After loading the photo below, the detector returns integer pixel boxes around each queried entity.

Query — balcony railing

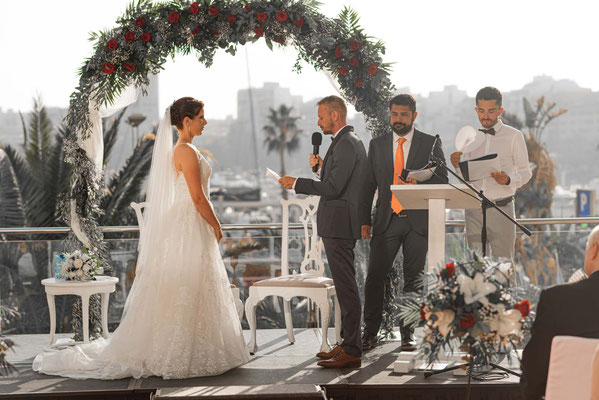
[0,217,597,335]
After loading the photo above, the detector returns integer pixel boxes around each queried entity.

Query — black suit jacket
[295,126,368,240]
[360,129,448,236]
[521,271,599,400]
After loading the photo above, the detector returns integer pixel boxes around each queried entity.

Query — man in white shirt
[450,86,532,259]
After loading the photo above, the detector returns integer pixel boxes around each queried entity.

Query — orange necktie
[391,137,406,214]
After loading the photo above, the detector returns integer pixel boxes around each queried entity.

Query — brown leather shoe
[317,349,361,368]
[316,344,343,360]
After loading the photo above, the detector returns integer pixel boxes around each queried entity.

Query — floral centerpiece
[401,255,534,368]
[57,249,104,281]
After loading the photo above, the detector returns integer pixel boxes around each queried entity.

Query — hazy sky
[1,0,598,119]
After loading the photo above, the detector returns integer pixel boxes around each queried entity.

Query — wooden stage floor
[1,329,524,399]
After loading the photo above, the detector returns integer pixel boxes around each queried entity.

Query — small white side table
[41,276,119,348]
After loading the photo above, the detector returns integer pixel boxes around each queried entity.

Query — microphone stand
[422,153,530,379]
[430,153,532,257]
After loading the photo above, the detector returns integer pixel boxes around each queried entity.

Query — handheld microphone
[311,132,322,173]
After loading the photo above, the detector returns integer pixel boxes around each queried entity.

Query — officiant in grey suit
[360,94,448,351]
[279,95,368,368]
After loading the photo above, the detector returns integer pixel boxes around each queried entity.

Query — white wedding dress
[33,148,250,379]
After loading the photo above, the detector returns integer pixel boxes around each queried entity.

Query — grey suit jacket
[360,129,448,236]
[294,126,368,239]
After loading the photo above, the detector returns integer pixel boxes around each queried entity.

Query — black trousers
[322,237,362,357]
[363,214,427,337]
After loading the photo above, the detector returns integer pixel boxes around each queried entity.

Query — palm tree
[263,105,302,199]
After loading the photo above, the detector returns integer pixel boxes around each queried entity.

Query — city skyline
[1,0,598,119]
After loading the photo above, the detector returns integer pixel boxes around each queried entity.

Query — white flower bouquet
[57,249,103,281]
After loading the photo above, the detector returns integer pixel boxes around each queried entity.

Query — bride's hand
[213,225,223,243]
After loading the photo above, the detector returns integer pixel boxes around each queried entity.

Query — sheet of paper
[459,153,501,181]
[406,167,435,182]
[265,167,281,181]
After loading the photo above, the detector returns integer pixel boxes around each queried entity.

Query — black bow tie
[479,128,495,135]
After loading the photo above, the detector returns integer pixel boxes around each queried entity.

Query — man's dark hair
[476,86,502,107]
[389,94,416,113]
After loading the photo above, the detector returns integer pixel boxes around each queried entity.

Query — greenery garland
[63,0,400,338]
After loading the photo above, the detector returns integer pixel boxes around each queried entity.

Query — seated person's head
[584,226,599,277]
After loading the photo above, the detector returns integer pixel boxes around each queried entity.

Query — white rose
[75,259,83,269]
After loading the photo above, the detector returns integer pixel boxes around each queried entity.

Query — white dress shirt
[458,119,532,200]
[393,127,414,170]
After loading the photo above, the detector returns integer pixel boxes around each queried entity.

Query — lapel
[321,125,352,177]
[405,129,423,170]
[380,133,394,184]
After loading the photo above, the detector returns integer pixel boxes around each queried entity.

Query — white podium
[390,184,479,373]
[391,184,479,273]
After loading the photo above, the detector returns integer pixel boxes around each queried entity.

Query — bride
[33,97,250,379]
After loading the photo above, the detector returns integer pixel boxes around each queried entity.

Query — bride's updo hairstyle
[170,97,204,130]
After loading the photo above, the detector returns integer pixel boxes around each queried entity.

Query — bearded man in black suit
[360,94,448,351]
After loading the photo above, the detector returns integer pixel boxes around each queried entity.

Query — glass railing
[0,218,597,334]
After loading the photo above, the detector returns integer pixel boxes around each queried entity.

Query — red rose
[124,31,136,43]
[293,17,304,27]
[256,12,268,22]
[350,40,360,51]
[211,30,219,36]
[459,314,475,329]
[227,14,237,24]
[208,5,219,16]
[514,300,531,318]
[190,2,200,14]
[334,47,343,58]
[244,4,251,12]
[349,56,359,67]
[446,262,455,277]
[368,63,378,75]
[102,63,115,74]
[134,17,146,27]
[123,62,135,73]
[278,36,285,44]
[338,66,348,76]
[141,32,151,42]
[191,25,200,35]
[276,10,288,22]
[253,26,264,37]
[355,79,363,88]
[107,39,118,50]
[168,11,180,23]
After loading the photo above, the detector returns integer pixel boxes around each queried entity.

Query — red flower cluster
[278,36,285,44]
[293,17,304,28]
[168,11,180,24]
[446,262,455,277]
[211,30,219,36]
[125,31,135,43]
[256,12,268,22]
[368,63,378,75]
[141,32,151,42]
[459,314,475,329]
[123,62,135,73]
[334,47,343,58]
[338,66,348,76]
[134,17,146,27]
[354,79,363,88]
[191,25,200,35]
[244,4,251,12]
[514,300,530,317]
[227,14,237,24]
[420,303,426,320]
[349,56,359,67]
[350,40,360,51]
[276,10,288,22]
[208,5,219,17]
[190,2,200,14]
[107,40,118,50]
[253,26,264,37]
[102,63,114,74]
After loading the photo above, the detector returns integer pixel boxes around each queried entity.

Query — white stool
[41,276,119,348]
